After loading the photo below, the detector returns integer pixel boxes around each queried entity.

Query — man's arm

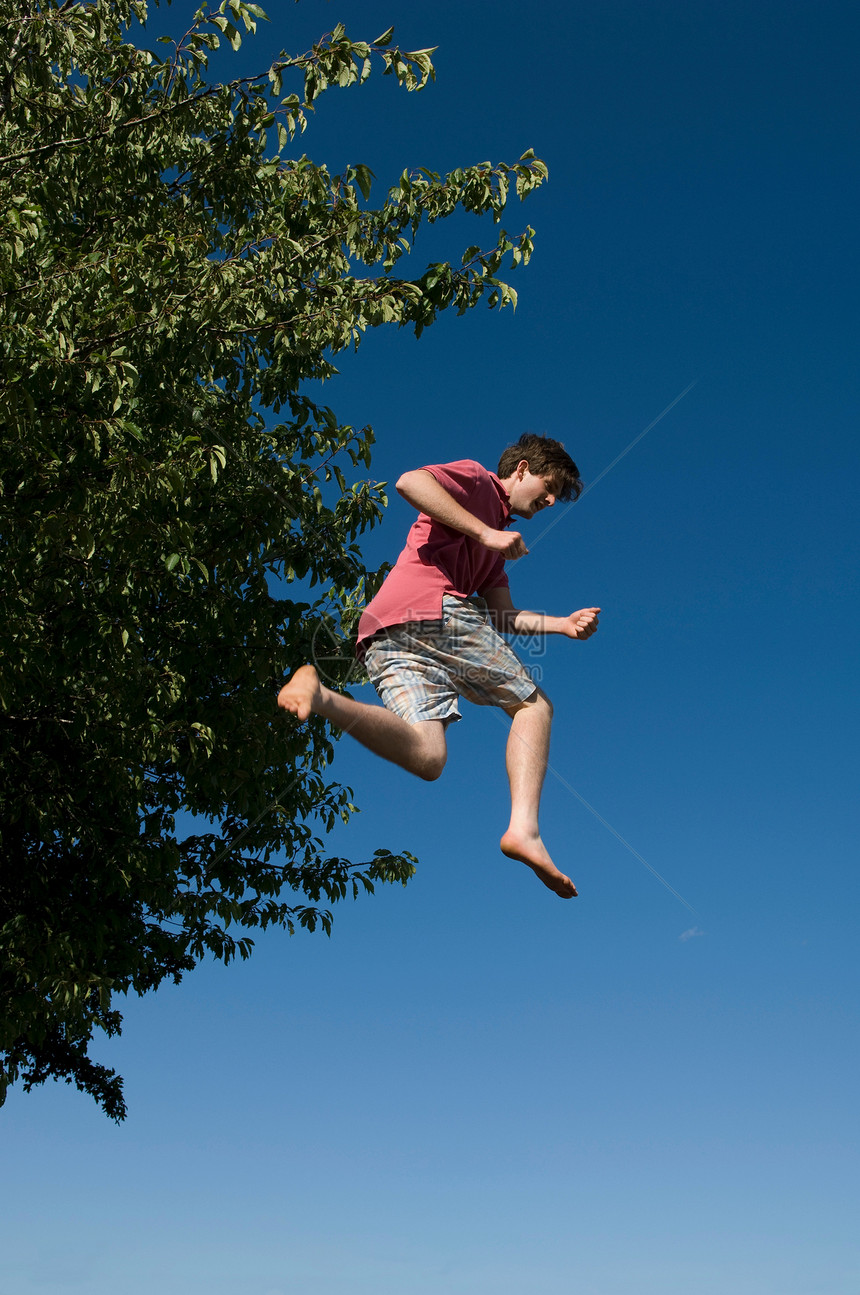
[396,469,528,561]
[483,586,601,639]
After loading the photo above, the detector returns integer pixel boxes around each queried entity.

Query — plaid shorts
[363,595,538,725]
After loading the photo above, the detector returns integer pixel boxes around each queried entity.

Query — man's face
[508,465,560,519]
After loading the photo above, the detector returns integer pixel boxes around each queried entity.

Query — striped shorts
[363,595,538,725]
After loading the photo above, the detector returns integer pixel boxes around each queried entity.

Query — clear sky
[4,2,858,1293]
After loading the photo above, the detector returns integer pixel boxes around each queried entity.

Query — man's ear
[516,458,530,479]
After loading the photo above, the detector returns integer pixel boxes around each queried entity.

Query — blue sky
[3,2,858,1292]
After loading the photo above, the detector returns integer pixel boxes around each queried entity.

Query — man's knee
[409,720,447,781]
[509,688,553,720]
[417,746,447,781]
[537,689,554,720]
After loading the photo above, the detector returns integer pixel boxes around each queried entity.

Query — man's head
[497,434,583,519]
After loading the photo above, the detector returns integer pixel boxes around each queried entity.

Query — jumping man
[277,434,600,898]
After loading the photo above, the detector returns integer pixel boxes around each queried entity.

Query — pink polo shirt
[356,459,512,653]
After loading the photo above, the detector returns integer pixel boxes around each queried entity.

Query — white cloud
[679,925,704,942]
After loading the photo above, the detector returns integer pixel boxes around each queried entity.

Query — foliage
[0,0,547,1118]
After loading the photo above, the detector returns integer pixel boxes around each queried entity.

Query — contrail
[500,708,698,913]
[528,379,699,550]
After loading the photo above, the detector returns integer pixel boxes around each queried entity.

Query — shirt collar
[488,470,513,524]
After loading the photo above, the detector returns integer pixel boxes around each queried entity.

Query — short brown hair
[497,434,583,502]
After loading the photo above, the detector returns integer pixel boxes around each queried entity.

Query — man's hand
[397,470,529,558]
[480,527,529,560]
[563,607,601,639]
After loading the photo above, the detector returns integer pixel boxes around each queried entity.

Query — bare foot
[277,664,322,722]
[500,828,578,899]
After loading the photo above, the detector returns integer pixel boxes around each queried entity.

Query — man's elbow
[489,608,518,633]
[396,469,430,502]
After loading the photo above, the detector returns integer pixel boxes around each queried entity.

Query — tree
[0,0,547,1119]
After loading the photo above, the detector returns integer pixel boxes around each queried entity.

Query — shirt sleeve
[420,459,486,507]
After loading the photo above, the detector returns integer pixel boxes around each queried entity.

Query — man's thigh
[439,597,538,711]
[364,630,462,725]
[363,597,538,722]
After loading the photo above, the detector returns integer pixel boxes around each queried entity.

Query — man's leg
[278,665,447,781]
[499,691,577,898]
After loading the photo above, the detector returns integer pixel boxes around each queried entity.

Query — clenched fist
[480,528,529,560]
[564,607,601,639]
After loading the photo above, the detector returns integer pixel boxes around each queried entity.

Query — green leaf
[354,163,374,201]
